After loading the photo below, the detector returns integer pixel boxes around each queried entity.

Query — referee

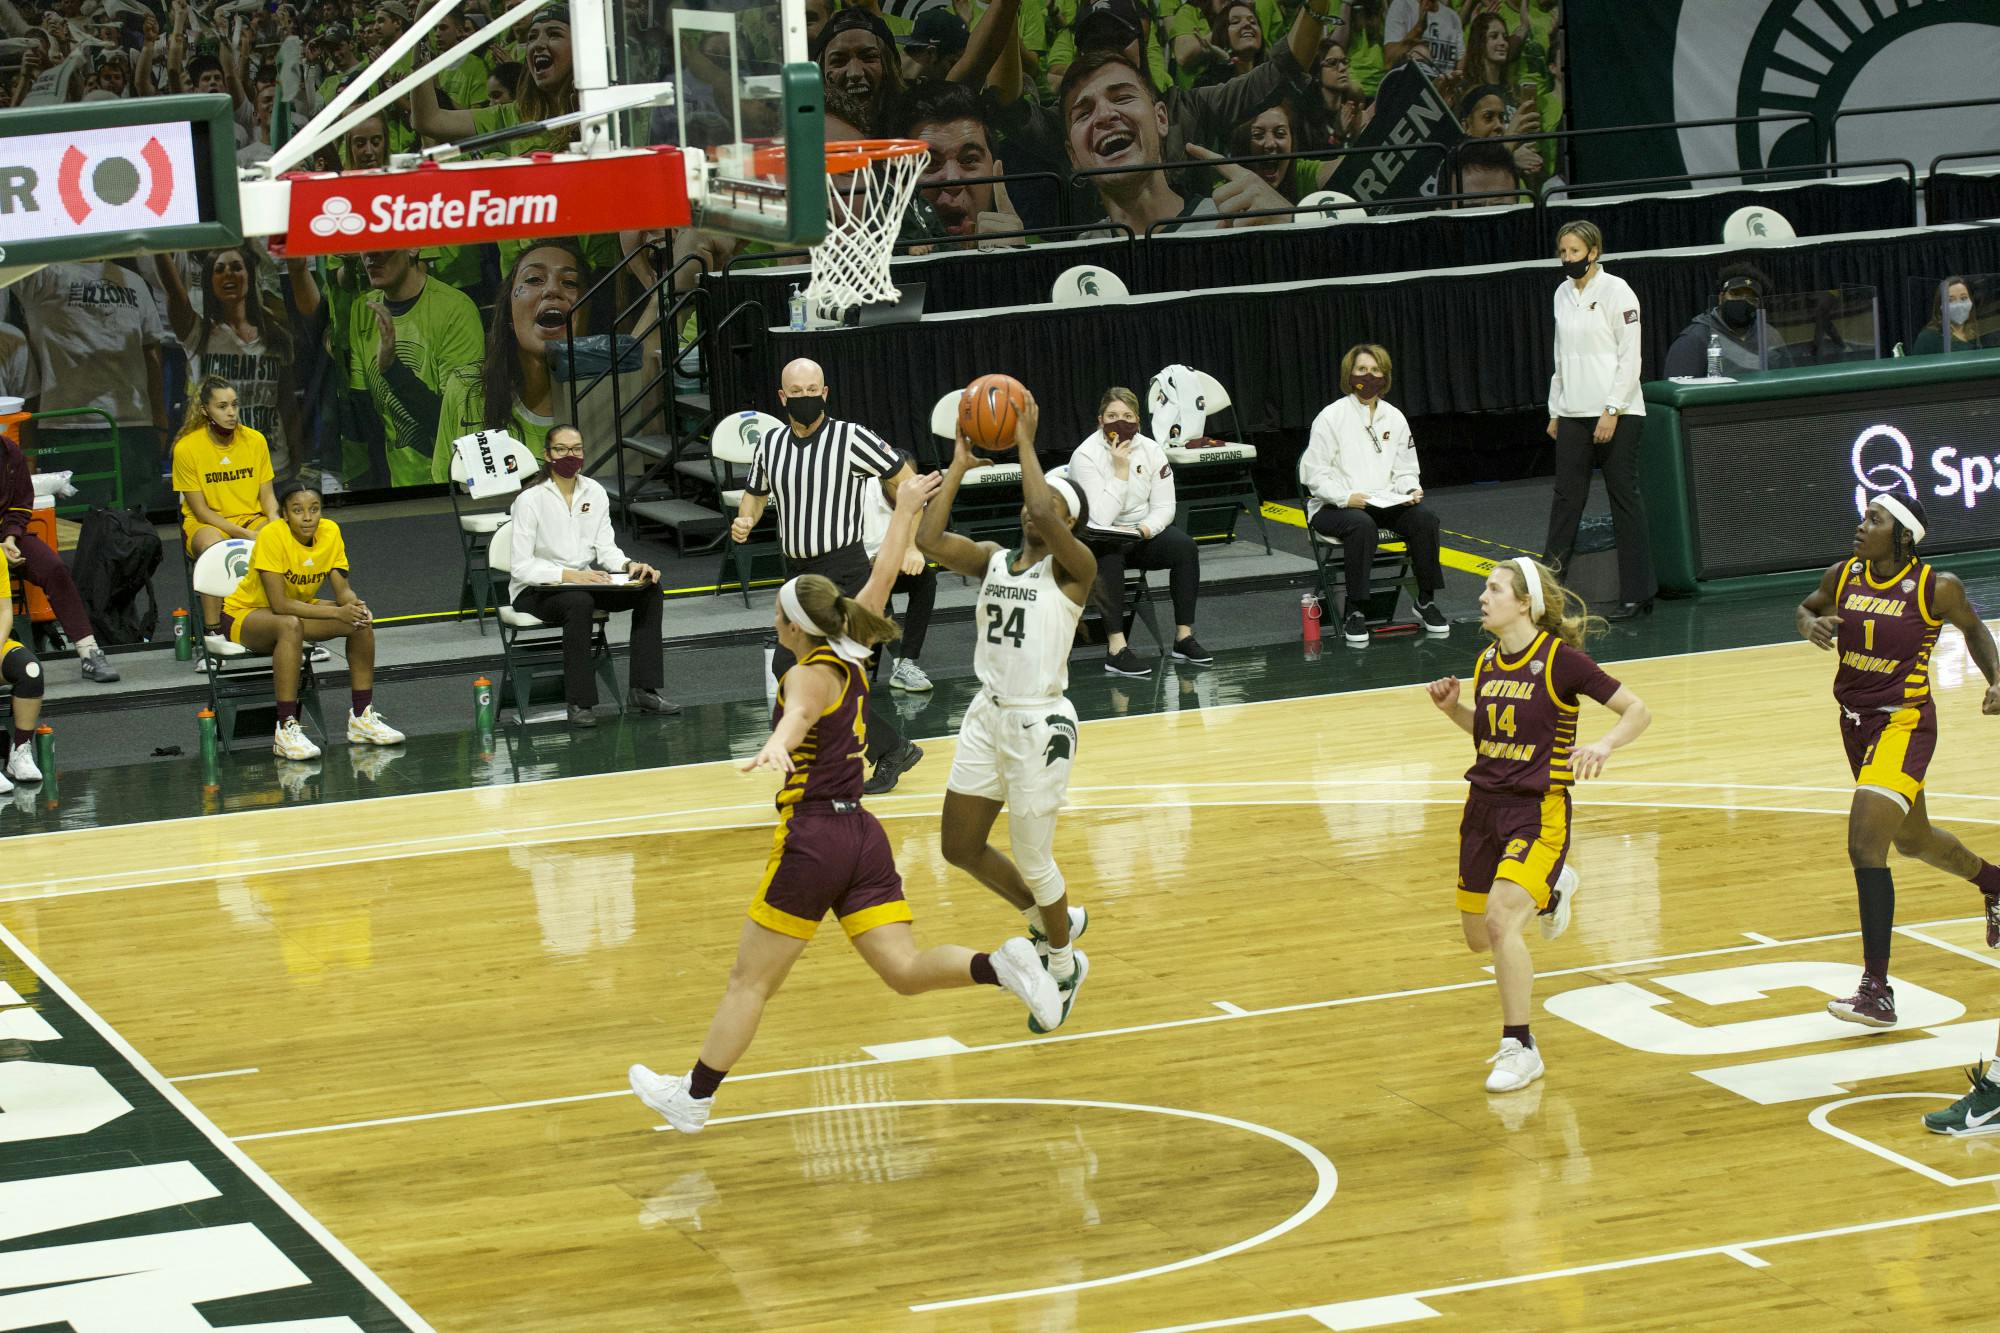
[733,358,924,794]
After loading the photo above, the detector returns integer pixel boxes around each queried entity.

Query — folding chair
[191,539,326,749]
[449,433,541,635]
[1147,365,1271,553]
[710,410,785,608]
[488,518,621,721]
[1298,484,1416,627]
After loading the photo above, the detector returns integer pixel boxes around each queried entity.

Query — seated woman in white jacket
[507,425,678,725]
[1300,345,1450,645]
[1069,388,1211,676]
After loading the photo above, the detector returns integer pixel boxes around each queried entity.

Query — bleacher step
[628,498,724,530]
[623,433,675,461]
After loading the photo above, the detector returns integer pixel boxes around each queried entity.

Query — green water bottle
[473,675,496,732]
[172,607,192,661]
[34,724,56,804]
[198,707,219,775]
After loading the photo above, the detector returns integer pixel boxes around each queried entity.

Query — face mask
[1351,372,1385,400]
[784,394,826,424]
[1719,298,1756,329]
[1948,298,1974,326]
[1562,257,1592,281]
[549,455,585,478]
[1103,418,1138,443]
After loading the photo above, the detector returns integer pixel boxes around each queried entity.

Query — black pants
[890,564,936,661]
[1308,502,1443,615]
[511,583,663,709]
[1086,525,1200,631]
[1543,415,1655,604]
[773,544,904,763]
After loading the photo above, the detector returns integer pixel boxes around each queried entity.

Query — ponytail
[833,592,901,648]
[1502,558,1605,649]
[179,374,233,440]
[790,574,902,649]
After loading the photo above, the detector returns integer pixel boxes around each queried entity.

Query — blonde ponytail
[834,592,901,648]
[1502,558,1605,648]
[790,575,902,649]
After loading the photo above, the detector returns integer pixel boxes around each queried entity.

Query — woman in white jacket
[507,425,677,725]
[1300,344,1449,645]
[1069,388,1211,677]
[1544,220,1655,618]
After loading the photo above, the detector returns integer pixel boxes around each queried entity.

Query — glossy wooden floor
[9,628,2000,1331]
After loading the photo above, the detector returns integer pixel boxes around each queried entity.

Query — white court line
[1213,1001,1249,1016]
[671,1097,1336,1313]
[1743,931,1780,945]
[168,1066,260,1083]
[1805,1092,2000,1188]
[1134,1198,2000,1333]
[1722,1247,1770,1269]
[229,918,1980,1144]
[1897,926,2000,973]
[0,923,432,1330]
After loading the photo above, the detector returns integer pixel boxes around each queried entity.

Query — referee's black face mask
[783,393,826,425]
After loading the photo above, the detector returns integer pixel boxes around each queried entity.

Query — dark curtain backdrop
[1927,171,2000,226]
[704,177,1912,324]
[713,226,2000,475]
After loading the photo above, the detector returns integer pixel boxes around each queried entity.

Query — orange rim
[757,138,930,176]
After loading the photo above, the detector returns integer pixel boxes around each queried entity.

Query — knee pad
[3,650,43,699]
[1017,850,1065,908]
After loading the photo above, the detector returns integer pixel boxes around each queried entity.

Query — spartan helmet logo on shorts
[1042,715,1078,767]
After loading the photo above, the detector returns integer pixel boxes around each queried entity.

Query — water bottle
[1301,591,1322,644]
[788,284,807,332]
[173,606,191,660]
[473,674,496,733]
[33,724,53,776]
[1706,334,1722,378]
[198,707,219,776]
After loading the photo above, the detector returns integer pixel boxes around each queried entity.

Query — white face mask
[1947,298,1974,326]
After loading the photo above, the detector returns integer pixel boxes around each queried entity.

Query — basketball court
[8,613,2000,1329]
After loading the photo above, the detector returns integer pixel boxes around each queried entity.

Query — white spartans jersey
[975,547,1085,703]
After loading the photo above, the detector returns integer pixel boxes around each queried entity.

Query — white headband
[1871,494,1927,546]
[777,577,872,664]
[1045,475,1083,526]
[1512,556,1545,618]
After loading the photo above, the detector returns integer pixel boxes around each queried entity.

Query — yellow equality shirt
[1,560,20,655]
[172,426,272,539]
[221,518,350,637]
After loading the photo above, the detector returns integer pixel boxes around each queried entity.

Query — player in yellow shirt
[0,560,47,794]
[173,375,279,643]
[222,479,407,761]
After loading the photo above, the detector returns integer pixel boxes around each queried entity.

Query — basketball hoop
[771,139,929,323]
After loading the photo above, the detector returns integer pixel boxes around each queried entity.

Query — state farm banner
[281,146,690,256]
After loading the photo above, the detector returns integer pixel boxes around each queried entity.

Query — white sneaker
[306,644,333,665]
[990,937,1062,1032]
[0,766,12,796]
[629,1064,712,1134]
[1484,1037,1545,1093]
[1030,905,1089,965]
[347,706,406,746]
[889,658,933,692]
[5,745,40,784]
[273,718,322,761]
[1540,865,1580,941]
[1029,949,1089,1034]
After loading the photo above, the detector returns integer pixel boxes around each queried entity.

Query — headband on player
[1872,494,1927,546]
[778,577,872,663]
[1045,475,1083,525]
[1512,556,1545,619]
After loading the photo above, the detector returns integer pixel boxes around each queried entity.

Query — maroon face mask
[1352,372,1386,401]
[550,456,585,478]
[1103,418,1139,443]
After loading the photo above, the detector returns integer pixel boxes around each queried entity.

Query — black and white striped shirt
[746,417,902,558]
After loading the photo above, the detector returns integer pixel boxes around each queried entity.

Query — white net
[803,142,930,323]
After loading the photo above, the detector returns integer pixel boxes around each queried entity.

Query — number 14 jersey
[975,547,1086,704]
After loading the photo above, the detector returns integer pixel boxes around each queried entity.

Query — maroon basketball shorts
[748,802,912,940]
[1456,788,1571,914]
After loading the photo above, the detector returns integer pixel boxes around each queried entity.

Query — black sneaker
[1104,647,1152,677]
[1171,635,1212,665]
[1342,610,1370,646]
[863,740,924,795]
[631,688,682,716]
[1416,601,1449,636]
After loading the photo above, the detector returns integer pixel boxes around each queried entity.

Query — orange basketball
[958,373,1028,453]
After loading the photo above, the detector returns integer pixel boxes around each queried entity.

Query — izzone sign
[280,146,690,256]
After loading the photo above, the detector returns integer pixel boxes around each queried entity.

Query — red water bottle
[1301,591,1322,644]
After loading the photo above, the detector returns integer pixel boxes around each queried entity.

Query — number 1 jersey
[975,547,1086,704]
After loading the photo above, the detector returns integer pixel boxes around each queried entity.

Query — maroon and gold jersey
[1832,558,1941,712]
[1466,632,1622,799]
[771,646,869,808]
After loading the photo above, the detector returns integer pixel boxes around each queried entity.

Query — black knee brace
[2,646,43,699]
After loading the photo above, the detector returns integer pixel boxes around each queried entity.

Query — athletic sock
[1047,943,1076,984]
[11,727,30,749]
[73,635,97,656]
[1973,860,2000,898]
[1022,906,1041,932]
[351,688,373,717]
[687,1059,725,1100]
[1503,1024,1534,1050]
[275,701,299,725]
[970,953,999,986]
[1857,866,1895,983]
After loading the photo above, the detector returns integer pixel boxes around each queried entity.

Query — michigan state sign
[1567,0,2000,184]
